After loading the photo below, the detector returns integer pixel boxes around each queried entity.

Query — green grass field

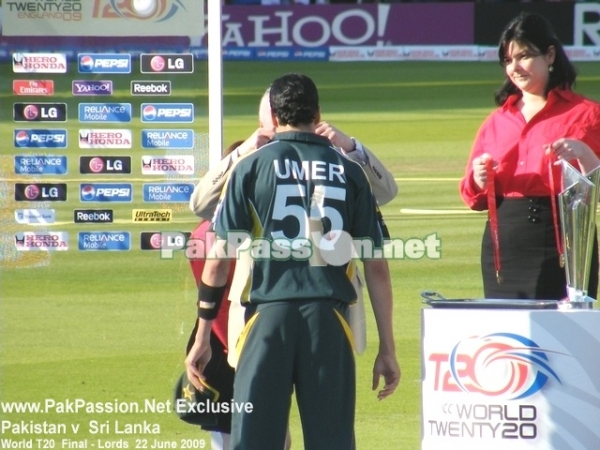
[2,60,600,449]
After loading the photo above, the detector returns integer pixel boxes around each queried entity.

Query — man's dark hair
[494,12,577,106]
[269,73,319,127]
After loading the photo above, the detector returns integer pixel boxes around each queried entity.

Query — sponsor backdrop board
[422,309,600,450]
[1,5,212,446]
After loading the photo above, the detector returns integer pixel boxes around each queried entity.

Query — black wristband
[197,281,226,320]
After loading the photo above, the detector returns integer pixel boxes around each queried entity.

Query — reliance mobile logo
[428,333,563,400]
[13,53,67,74]
[78,54,131,74]
[15,155,68,175]
[15,232,68,251]
[79,129,132,149]
[14,129,67,149]
[79,103,132,123]
[80,183,132,203]
[141,129,194,149]
[13,103,67,122]
[72,80,114,96]
[78,232,130,251]
[13,80,55,96]
[140,54,194,74]
[141,103,193,123]
[15,209,56,225]
[93,0,187,22]
[143,183,193,203]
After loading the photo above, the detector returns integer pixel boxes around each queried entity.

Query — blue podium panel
[422,308,600,450]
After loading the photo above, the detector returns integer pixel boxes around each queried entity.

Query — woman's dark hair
[494,12,577,106]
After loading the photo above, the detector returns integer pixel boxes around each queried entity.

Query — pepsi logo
[150,233,163,249]
[89,157,105,173]
[79,55,95,72]
[15,131,30,147]
[24,184,40,200]
[81,184,96,201]
[23,104,39,120]
[142,105,157,121]
[150,56,166,72]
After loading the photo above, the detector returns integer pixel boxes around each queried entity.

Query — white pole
[207,0,223,170]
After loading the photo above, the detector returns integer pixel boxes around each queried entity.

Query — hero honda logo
[428,333,562,400]
[78,54,131,74]
[140,54,193,74]
[80,183,132,202]
[79,129,132,149]
[141,103,193,123]
[72,80,113,96]
[15,232,68,251]
[14,129,67,148]
[13,53,67,73]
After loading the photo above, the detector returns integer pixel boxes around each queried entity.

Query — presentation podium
[421,297,600,450]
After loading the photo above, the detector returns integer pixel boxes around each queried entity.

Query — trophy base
[557,296,596,310]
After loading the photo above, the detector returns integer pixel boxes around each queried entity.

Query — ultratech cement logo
[79,129,132,149]
[13,80,55,96]
[74,209,114,224]
[14,103,67,122]
[13,53,67,74]
[14,183,67,201]
[80,156,132,174]
[140,54,194,74]
[15,232,68,251]
[132,209,172,222]
[131,81,171,96]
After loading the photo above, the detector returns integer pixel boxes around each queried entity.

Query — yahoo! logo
[428,333,563,400]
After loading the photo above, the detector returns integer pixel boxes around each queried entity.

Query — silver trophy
[558,161,600,308]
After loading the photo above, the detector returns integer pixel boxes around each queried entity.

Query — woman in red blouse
[460,12,600,300]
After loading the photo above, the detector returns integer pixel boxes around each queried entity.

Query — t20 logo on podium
[428,333,563,400]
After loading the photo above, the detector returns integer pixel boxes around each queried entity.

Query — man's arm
[189,127,274,219]
[314,122,398,205]
[184,256,232,390]
[362,258,401,400]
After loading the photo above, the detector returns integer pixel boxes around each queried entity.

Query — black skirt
[481,197,599,300]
